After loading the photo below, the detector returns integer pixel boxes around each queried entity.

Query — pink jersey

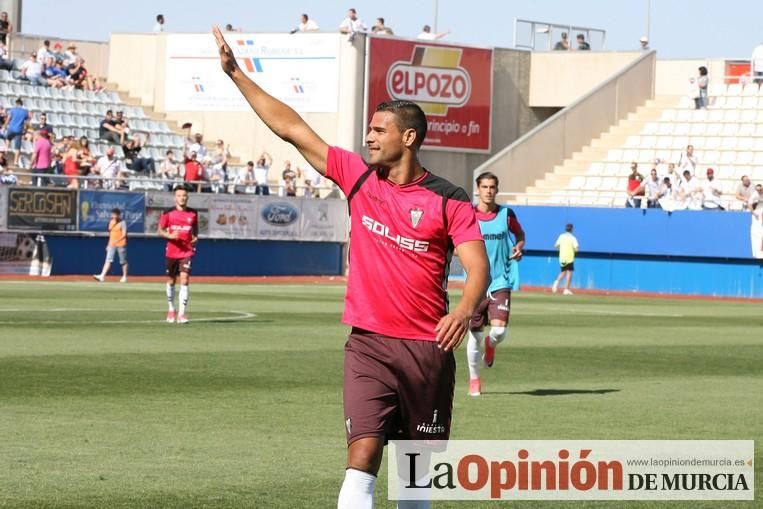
[159,207,198,259]
[327,146,482,341]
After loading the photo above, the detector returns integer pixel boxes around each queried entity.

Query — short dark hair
[165,149,173,156]
[565,223,573,232]
[374,100,427,148]
[301,13,308,19]
[698,66,708,76]
[111,208,121,215]
[106,109,113,115]
[475,171,499,187]
[173,183,189,193]
[15,98,22,105]
[157,14,164,21]
[349,8,357,14]
[247,160,254,166]
[378,17,385,24]
[577,34,585,40]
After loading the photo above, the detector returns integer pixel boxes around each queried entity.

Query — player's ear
[402,128,417,148]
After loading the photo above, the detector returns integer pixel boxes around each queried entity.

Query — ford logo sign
[261,202,299,226]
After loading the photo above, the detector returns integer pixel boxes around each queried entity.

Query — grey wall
[419,48,534,192]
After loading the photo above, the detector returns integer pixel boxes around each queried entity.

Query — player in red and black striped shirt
[214,27,489,509]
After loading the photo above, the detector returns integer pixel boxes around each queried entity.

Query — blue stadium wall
[44,236,343,277]
[510,206,763,298]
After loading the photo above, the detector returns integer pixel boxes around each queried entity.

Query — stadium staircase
[519,83,763,209]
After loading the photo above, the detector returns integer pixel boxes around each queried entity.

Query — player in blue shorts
[466,171,525,396]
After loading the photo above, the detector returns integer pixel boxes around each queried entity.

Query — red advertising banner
[367,37,493,152]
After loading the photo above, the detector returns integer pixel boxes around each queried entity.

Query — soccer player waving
[157,185,198,324]
[466,172,525,396]
[213,26,489,509]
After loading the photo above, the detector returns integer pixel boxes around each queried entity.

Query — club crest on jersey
[409,208,424,228]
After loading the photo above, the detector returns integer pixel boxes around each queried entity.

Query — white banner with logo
[300,199,347,242]
[254,197,302,240]
[165,33,340,112]
[389,440,754,501]
[208,196,256,238]
[0,186,7,230]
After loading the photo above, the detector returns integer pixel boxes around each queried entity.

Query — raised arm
[212,26,328,174]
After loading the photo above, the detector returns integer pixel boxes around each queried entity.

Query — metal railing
[4,171,341,198]
[513,18,606,51]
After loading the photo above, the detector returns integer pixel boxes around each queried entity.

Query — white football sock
[179,285,189,315]
[338,468,375,509]
[166,284,175,312]
[489,326,508,346]
[466,330,482,380]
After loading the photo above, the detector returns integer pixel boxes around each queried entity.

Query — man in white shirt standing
[752,41,763,84]
[701,168,724,210]
[417,25,450,40]
[677,144,698,174]
[295,13,319,33]
[153,14,165,33]
[338,8,367,40]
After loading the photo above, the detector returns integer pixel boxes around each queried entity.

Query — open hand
[212,25,239,76]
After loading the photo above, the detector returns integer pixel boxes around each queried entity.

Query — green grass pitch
[0,281,760,508]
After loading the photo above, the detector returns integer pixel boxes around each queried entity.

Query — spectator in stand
[209,139,229,174]
[29,112,55,141]
[236,161,257,194]
[695,66,709,110]
[0,153,16,185]
[576,34,591,50]
[553,32,570,50]
[752,41,763,84]
[42,56,66,88]
[99,110,126,145]
[224,24,241,32]
[644,167,664,209]
[417,25,449,40]
[371,17,394,35]
[625,162,644,208]
[122,133,155,175]
[51,42,64,62]
[292,13,319,33]
[678,169,703,210]
[701,168,723,210]
[281,160,296,181]
[67,57,103,92]
[658,177,678,211]
[301,165,322,198]
[92,147,126,190]
[0,105,6,133]
[30,129,52,187]
[663,162,679,187]
[62,137,79,188]
[185,131,207,160]
[254,152,272,195]
[76,136,95,185]
[339,8,367,39]
[38,40,53,61]
[184,151,204,192]
[282,173,297,197]
[751,184,763,258]
[3,98,29,167]
[0,12,13,46]
[158,149,182,190]
[63,43,78,66]
[639,36,650,51]
[153,14,164,34]
[114,110,130,132]
[153,14,165,33]
[204,154,226,193]
[678,144,698,174]
[0,41,12,70]
[736,175,754,210]
[20,51,47,86]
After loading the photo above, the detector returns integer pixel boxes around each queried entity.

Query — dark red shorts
[166,257,193,278]
[469,288,511,330]
[343,328,455,445]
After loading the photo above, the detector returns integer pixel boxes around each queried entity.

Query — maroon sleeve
[446,199,482,247]
[507,210,524,236]
[325,146,368,195]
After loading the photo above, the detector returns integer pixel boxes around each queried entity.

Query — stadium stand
[519,82,763,209]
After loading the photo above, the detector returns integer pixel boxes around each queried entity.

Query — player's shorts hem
[347,431,386,446]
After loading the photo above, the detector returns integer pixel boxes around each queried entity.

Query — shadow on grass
[495,388,621,397]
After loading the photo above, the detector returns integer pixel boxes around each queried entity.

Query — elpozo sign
[367,37,493,152]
